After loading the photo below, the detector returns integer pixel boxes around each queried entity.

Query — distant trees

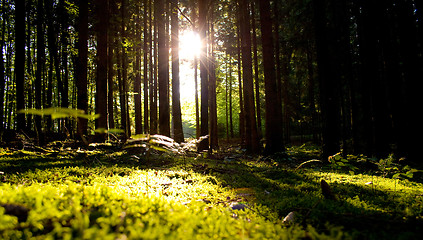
[0,0,421,163]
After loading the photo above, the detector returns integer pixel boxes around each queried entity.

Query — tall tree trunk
[134,2,143,135]
[143,0,149,133]
[107,0,116,130]
[25,0,33,131]
[198,0,209,151]
[15,0,26,131]
[35,0,45,142]
[236,15,245,145]
[209,9,218,150]
[149,0,157,134]
[239,0,259,153]
[0,0,7,136]
[46,0,64,131]
[59,0,70,132]
[76,0,89,138]
[157,0,170,136]
[395,0,422,161]
[229,56,234,138]
[95,0,109,138]
[312,0,341,159]
[251,1,262,138]
[190,0,200,139]
[121,0,130,136]
[171,0,184,142]
[258,0,284,154]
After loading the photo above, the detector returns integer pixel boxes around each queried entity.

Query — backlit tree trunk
[171,0,184,142]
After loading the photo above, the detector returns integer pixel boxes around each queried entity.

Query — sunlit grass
[1,147,422,239]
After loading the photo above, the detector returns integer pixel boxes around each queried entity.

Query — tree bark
[15,0,26,131]
[171,0,184,142]
[239,0,259,153]
[143,0,149,133]
[34,0,45,141]
[95,0,109,138]
[198,0,209,151]
[209,9,218,150]
[258,0,284,154]
[157,0,170,137]
[0,0,7,134]
[134,2,143,135]
[76,0,88,137]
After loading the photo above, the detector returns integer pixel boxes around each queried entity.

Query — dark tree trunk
[171,0,184,142]
[0,0,6,135]
[157,0,170,137]
[107,0,116,130]
[239,0,259,153]
[258,0,284,154]
[76,0,89,137]
[312,0,341,159]
[134,3,143,135]
[236,16,245,145]
[209,9,218,150]
[15,0,26,131]
[198,0,209,151]
[35,0,45,141]
[251,1,262,138]
[95,0,109,137]
[121,0,130,136]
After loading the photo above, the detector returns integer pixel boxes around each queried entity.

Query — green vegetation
[1,145,422,239]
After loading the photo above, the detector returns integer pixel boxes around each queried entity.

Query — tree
[258,0,284,154]
[171,0,184,143]
[134,2,143,135]
[34,0,45,141]
[76,0,89,137]
[312,0,341,159]
[0,0,5,135]
[143,0,149,133]
[15,0,26,131]
[239,0,259,153]
[209,7,218,150]
[198,0,209,151]
[95,0,109,137]
[157,0,170,137]
[107,0,117,130]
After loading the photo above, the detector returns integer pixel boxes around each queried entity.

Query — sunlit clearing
[179,30,201,60]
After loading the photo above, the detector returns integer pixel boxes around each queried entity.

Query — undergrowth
[0,145,422,239]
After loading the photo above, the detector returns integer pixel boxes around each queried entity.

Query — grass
[1,144,422,239]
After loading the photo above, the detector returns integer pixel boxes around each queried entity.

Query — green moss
[1,148,422,239]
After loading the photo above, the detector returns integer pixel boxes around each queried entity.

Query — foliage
[18,107,100,120]
[327,153,359,175]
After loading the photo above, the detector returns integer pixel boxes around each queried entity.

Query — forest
[1,0,423,239]
[0,0,420,161]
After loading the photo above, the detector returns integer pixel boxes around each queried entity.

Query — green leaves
[18,107,100,120]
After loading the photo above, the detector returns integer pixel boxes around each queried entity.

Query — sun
[179,30,202,60]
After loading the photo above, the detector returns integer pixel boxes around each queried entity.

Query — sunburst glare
[179,30,201,60]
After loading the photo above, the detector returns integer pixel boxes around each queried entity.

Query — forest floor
[1,139,423,239]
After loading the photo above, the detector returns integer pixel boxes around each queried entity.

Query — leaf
[282,211,295,224]
[392,173,401,179]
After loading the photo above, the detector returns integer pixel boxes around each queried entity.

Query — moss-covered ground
[1,143,422,239]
